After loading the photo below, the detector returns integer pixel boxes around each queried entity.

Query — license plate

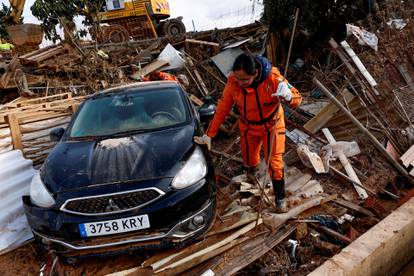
[78,215,150,238]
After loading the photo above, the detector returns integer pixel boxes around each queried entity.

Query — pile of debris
[0,1,414,275]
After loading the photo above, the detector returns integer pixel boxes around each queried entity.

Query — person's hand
[271,81,292,101]
[193,134,211,150]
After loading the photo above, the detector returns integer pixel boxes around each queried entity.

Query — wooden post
[314,78,414,185]
[70,103,79,114]
[322,128,368,199]
[6,113,23,151]
[186,58,210,96]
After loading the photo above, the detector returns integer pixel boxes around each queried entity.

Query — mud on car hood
[41,125,195,193]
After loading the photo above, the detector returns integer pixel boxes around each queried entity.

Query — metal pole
[313,77,414,185]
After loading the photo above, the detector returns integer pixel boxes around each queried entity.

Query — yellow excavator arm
[9,0,26,24]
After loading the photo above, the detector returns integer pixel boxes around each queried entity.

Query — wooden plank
[131,59,169,80]
[6,92,71,106]
[6,114,23,150]
[148,232,234,271]
[19,44,57,60]
[19,113,71,125]
[206,212,259,237]
[185,39,220,48]
[263,196,330,230]
[154,219,262,274]
[322,128,368,199]
[304,90,355,133]
[155,237,249,276]
[333,198,375,217]
[20,117,70,134]
[186,58,209,96]
[316,78,414,184]
[401,145,414,167]
[189,94,204,106]
[26,46,65,63]
[310,223,353,244]
[340,41,378,88]
[212,225,297,276]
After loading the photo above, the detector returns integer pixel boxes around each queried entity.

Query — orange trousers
[239,121,285,180]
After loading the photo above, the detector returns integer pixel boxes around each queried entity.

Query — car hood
[42,125,195,192]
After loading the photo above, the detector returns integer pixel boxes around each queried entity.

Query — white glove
[271,81,292,101]
[193,134,211,150]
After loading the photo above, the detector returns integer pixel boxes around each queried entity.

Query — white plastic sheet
[157,43,185,71]
[0,150,35,254]
[346,24,378,51]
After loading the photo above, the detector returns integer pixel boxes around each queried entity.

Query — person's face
[234,69,258,88]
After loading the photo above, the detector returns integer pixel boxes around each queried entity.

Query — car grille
[61,188,164,216]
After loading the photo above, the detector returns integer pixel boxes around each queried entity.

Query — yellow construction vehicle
[98,0,186,42]
[2,0,43,54]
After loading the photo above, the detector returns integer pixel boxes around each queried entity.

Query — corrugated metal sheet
[0,127,12,154]
[0,150,35,254]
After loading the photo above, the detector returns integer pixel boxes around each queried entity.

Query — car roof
[89,81,181,98]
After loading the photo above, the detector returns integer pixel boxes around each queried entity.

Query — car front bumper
[23,178,216,254]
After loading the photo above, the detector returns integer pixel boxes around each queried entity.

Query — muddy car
[23,81,216,256]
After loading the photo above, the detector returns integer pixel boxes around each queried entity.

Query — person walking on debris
[194,53,302,213]
[141,71,189,88]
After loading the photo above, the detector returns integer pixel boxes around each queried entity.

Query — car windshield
[69,87,188,138]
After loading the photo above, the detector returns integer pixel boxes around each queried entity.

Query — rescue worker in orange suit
[142,71,179,82]
[194,53,302,213]
[141,71,189,88]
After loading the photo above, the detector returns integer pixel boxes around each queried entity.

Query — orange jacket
[206,67,302,137]
[143,72,178,82]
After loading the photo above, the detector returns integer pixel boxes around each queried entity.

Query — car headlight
[172,147,207,189]
[30,171,55,208]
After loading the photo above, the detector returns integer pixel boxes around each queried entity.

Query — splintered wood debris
[0,2,414,275]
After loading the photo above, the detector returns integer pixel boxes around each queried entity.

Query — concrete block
[309,197,414,276]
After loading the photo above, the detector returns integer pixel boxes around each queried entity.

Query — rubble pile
[0,1,413,275]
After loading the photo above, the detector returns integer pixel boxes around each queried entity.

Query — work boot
[245,166,258,184]
[272,179,288,213]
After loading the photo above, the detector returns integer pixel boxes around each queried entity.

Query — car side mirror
[50,127,65,142]
[198,103,216,123]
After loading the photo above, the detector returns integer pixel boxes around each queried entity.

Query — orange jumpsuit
[142,72,178,82]
[206,67,302,180]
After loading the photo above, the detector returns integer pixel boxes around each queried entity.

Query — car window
[69,88,188,138]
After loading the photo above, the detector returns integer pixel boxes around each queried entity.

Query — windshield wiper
[103,129,150,138]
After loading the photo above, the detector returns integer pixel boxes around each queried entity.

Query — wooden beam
[185,39,220,48]
[212,225,297,276]
[6,113,23,151]
[263,196,331,230]
[155,237,249,276]
[185,58,210,96]
[322,128,368,200]
[314,78,414,185]
[189,94,204,106]
[333,198,375,217]
[310,223,353,244]
[130,59,169,80]
[304,90,355,133]
[340,41,378,88]
[154,219,262,274]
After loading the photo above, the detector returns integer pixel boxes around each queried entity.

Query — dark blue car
[23,81,216,257]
